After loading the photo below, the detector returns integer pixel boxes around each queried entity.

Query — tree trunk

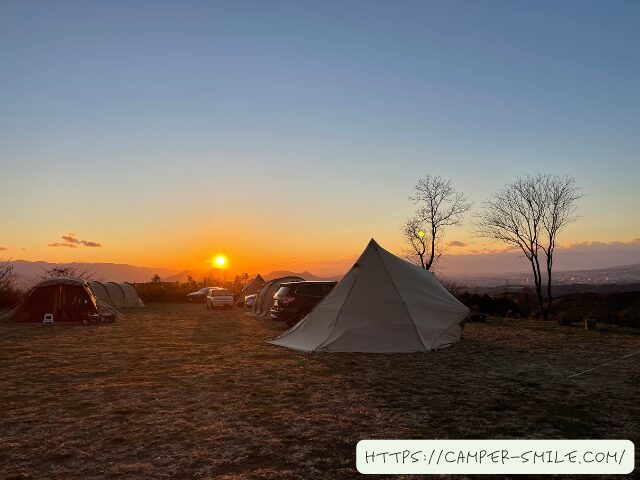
[546,253,553,311]
[532,254,547,321]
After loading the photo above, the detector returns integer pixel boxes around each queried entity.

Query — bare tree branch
[539,174,582,309]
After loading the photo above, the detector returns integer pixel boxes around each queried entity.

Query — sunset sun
[213,255,227,268]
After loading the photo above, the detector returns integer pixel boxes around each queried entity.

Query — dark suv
[270,281,337,325]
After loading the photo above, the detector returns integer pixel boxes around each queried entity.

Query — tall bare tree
[475,175,547,318]
[403,175,471,270]
[476,173,581,319]
[539,174,581,309]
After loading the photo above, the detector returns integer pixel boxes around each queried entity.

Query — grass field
[1,303,639,479]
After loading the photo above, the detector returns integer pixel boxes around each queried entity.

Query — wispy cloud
[558,238,640,250]
[447,240,467,248]
[48,242,78,248]
[48,233,102,248]
[0,246,7,251]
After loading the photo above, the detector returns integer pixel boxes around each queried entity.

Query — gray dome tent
[0,277,99,323]
[251,276,304,317]
[238,274,266,305]
[89,281,144,308]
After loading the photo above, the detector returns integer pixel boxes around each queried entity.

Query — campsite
[1,302,639,479]
[2,1,639,478]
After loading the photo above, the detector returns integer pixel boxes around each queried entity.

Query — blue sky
[1,0,638,272]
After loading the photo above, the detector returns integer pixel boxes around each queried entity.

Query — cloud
[559,238,640,251]
[447,240,467,248]
[438,237,640,276]
[48,233,102,248]
[62,233,80,245]
[81,240,102,247]
[0,246,7,251]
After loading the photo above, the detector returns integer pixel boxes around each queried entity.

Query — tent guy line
[567,348,640,379]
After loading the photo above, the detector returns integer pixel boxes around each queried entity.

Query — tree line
[402,173,581,321]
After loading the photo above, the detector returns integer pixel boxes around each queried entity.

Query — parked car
[206,287,234,309]
[271,281,337,325]
[244,294,257,308]
[187,287,212,303]
[469,313,487,323]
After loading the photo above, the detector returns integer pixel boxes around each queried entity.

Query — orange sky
[1,1,639,278]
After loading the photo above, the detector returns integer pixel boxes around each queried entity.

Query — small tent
[251,276,304,317]
[1,277,99,322]
[269,239,469,352]
[238,274,266,305]
[89,281,144,308]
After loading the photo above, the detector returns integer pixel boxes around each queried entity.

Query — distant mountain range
[8,259,640,289]
[9,260,180,286]
[8,260,340,287]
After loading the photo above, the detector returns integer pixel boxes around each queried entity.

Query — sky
[1,0,639,276]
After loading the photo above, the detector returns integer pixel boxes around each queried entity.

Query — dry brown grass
[1,303,638,479]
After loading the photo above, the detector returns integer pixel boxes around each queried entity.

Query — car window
[274,286,290,298]
[296,284,325,297]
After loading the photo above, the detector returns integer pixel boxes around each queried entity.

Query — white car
[206,287,234,310]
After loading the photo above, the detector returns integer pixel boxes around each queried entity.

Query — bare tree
[0,259,22,308]
[0,259,15,292]
[403,175,471,270]
[539,174,582,309]
[475,175,547,319]
[476,173,581,320]
[39,265,94,281]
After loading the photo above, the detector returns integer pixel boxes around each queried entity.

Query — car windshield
[211,290,231,296]
[199,288,210,292]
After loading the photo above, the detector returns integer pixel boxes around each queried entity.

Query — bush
[456,292,521,318]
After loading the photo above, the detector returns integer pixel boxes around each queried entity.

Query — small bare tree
[540,174,582,309]
[403,175,471,270]
[38,265,94,281]
[0,259,21,308]
[0,259,15,292]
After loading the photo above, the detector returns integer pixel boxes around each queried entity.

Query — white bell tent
[269,239,469,353]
